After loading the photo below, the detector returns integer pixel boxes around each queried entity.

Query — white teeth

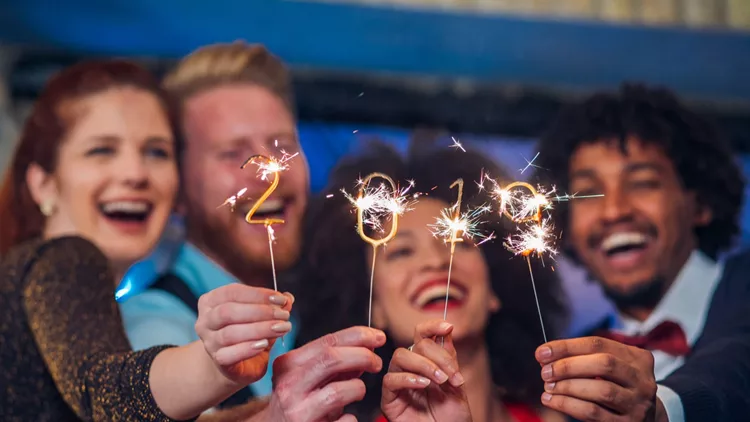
[101,201,150,214]
[601,232,648,252]
[414,285,465,307]
[255,198,285,214]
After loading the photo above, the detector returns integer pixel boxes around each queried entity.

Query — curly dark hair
[533,83,745,260]
[295,142,568,420]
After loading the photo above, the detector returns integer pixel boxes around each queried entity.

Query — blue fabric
[119,242,297,398]
[2,0,749,100]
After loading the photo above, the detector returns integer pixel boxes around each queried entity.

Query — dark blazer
[0,237,178,422]
[658,250,750,422]
[584,250,750,422]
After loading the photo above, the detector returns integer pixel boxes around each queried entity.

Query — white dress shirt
[611,251,724,422]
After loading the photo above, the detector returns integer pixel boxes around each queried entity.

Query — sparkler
[343,172,415,327]
[427,179,492,323]
[233,151,298,292]
[478,172,602,343]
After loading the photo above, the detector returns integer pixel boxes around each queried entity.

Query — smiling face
[567,138,711,312]
[180,84,309,277]
[369,198,500,346]
[28,87,178,274]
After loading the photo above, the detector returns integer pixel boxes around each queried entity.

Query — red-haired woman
[0,60,293,421]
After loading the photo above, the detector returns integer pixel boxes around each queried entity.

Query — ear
[488,293,501,313]
[26,163,57,208]
[694,204,712,227]
[371,297,388,330]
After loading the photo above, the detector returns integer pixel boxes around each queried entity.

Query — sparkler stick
[438,179,465,325]
[354,172,402,327]
[427,180,493,346]
[240,155,288,292]
[236,152,297,346]
[495,181,554,343]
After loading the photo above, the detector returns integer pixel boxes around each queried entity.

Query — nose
[116,150,149,189]
[599,187,633,223]
[419,240,451,272]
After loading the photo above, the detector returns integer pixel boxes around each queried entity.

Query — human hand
[195,283,294,385]
[381,320,471,422]
[535,337,660,422]
[260,326,386,422]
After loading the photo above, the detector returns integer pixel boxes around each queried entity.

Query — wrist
[193,342,245,392]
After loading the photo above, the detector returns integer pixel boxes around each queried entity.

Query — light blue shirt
[119,242,297,398]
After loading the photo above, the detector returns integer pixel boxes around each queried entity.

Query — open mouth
[410,279,468,312]
[237,198,288,221]
[599,232,651,267]
[99,200,152,224]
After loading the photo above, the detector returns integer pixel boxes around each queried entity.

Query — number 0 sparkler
[344,173,415,327]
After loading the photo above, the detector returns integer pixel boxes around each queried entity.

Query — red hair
[0,60,172,256]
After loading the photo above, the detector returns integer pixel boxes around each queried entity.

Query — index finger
[413,320,454,344]
[198,284,286,311]
[281,326,386,368]
[536,337,629,364]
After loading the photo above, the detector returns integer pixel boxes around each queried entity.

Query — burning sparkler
[427,179,493,327]
[344,172,415,327]
[477,169,602,343]
[228,151,298,292]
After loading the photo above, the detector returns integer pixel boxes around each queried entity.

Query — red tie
[596,320,691,356]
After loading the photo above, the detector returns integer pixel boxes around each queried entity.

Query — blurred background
[0,0,749,336]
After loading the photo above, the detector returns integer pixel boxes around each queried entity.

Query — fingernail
[539,346,552,359]
[434,369,449,383]
[542,392,553,403]
[271,321,292,333]
[273,308,291,320]
[375,330,386,342]
[288,293,296,304]
[269,295,287,306]
[541,365,553,380]
[544,382,555,392]
[415,377,431,386]
[449,371,465,387]
[252,339,269,350]
[439,322,452,331]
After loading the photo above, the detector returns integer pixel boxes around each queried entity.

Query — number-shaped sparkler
[497,180,549,342]
[357,172,401,327]
[240,155,285,294]
[442,179,464,325]
[241,155,285,226]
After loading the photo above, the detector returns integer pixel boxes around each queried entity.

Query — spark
[241,150,299,182]
[504,218,558,259]
[427,204,492,245]
[519,152,542,174]
[218,187,248,210]
[450,136,466,152]
[342,178,417,235]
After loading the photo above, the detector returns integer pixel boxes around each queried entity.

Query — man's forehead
[570,138,669,170]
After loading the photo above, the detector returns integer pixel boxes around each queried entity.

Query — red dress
[375,402,541,422]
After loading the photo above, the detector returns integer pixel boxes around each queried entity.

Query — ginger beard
[179,84,309,282]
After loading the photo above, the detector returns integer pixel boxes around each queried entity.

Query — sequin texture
[0,236,181,421]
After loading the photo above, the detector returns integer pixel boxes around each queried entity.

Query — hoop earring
[40,199,55,217]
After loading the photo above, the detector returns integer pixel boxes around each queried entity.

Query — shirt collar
[172,242,238,297]
[619,250,724,346]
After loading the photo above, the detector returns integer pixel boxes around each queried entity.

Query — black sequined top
[0,236,180,421]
